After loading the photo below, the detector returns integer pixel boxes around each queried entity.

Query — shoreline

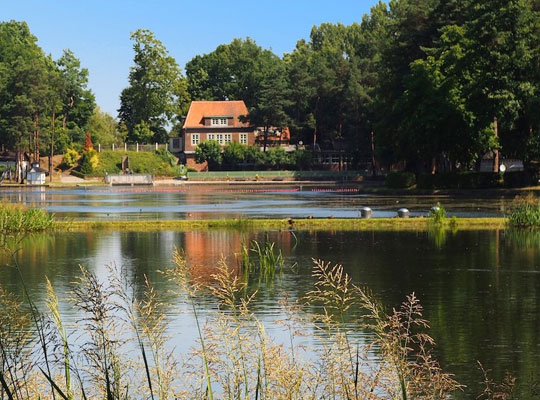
[55,217,508,232]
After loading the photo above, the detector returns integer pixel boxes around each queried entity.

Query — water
[0,185,511,219]
[2,228,540,397]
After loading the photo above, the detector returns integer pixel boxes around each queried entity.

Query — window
[224,134,232,143]
[207,134,215,141]
[191,133,199,146]
[216,134,224,145]
[172,138,181,149]
[240,133,247,145]
[211,118,228,126]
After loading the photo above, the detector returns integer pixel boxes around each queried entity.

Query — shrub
[264,147,291,169]
[385,171,416,188]
[417,172,500,189]
[79,149,99,175]
[194,140,222,170]
[62,148,80,168]
[222,142,247,169]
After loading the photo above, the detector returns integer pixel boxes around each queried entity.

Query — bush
[264,147,291,169]
[194,140,222,170]
[417,172,500,189]
[63,148,80,168]
[155,148,176,166]
[79,149,99,175]
[385,171,416,188]
[503,171,535,188]
[222,142,247,169]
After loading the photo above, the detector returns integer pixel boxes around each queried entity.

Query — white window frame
[207,133,215,141]
[191,133,200,146]
[216,134,224,145]
[211,118,228,126]
[240,133,247,145]
[224,134,232,144]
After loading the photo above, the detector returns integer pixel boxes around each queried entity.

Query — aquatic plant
[0,202,55,233]
[0,248,516,399]
[508,194,540,227]
[428,202,447,225]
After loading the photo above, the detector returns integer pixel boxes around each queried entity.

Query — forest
[1,0,540,173]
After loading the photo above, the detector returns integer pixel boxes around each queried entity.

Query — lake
[1,227,540,397]
[0,185,512,219]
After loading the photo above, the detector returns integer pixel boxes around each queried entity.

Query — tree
[118,29,190,143]
[243,64,292,151]
[194,140,222,170]
[222,142,247,169]
[88,107,123,146]
[185,38,281,108]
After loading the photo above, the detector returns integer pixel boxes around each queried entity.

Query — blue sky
[3,0,379,117]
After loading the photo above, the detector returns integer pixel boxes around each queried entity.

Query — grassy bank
[82,150,179,177]
[56,217,508,232]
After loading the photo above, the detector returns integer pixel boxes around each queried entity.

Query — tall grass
[0,203,54,233]
[508,194,540,227]
[1,247,514,399]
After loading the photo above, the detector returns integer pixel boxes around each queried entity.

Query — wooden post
[98,143,101,153]
[124,143,127,152]
[136,143,139,152]
[112,143,115,151]
[155,142,158,151]
[493,117,499,173]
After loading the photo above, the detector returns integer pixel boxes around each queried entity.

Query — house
[169,100,290,171]
[26,162,48,185]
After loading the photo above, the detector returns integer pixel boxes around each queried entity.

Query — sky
[3,0,379,117]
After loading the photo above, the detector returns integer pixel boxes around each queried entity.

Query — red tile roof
[183,100,251,128]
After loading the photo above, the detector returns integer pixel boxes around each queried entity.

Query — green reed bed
[0,203,54,233]
[57,216,507,233]
[508,194,540,228]
[0,238,516,400]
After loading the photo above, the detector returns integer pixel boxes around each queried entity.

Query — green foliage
[416,172,501,189]
[385,171,416,188]
[222,142,247,169]
[131,121,153,144]
[508,195,540,228]
[194,140,222,170]
[88,107,123,146]
[79,149,98,175]
[62,148,80,168]
[263,147,291,168]
[84,151,179,177]
[429,203,447,224]
[0,203,54,233]
[118,29,190,143]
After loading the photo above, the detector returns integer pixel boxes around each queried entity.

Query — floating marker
[361,207,372,219]
[397,208,410,218]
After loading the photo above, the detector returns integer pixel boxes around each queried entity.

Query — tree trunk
[493,116,499,173]
[263,126,268,152]
[49,110,55,182]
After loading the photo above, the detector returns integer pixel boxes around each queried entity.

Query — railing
[95,143,169,152]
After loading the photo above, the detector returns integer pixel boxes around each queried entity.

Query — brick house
[169,100,291,171]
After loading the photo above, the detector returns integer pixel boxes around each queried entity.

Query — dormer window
[211,117,228,126]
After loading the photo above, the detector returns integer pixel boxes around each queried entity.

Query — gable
[183,100,251,129]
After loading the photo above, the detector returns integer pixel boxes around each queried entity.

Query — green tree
[185,38,281,108]
[243,64,292,151]
[88,107,123,146]
[194,140,222,170]
[118,29,190,143]
[222,142,247,169]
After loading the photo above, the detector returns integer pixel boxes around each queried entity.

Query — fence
[95,143,169,153]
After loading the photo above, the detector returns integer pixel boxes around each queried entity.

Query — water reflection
[1,229,540,397]
[0,185,512,219]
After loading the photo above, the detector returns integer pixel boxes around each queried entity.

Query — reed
[508,194,540,227]
[0,248,516,399]
[0,202,55,233]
